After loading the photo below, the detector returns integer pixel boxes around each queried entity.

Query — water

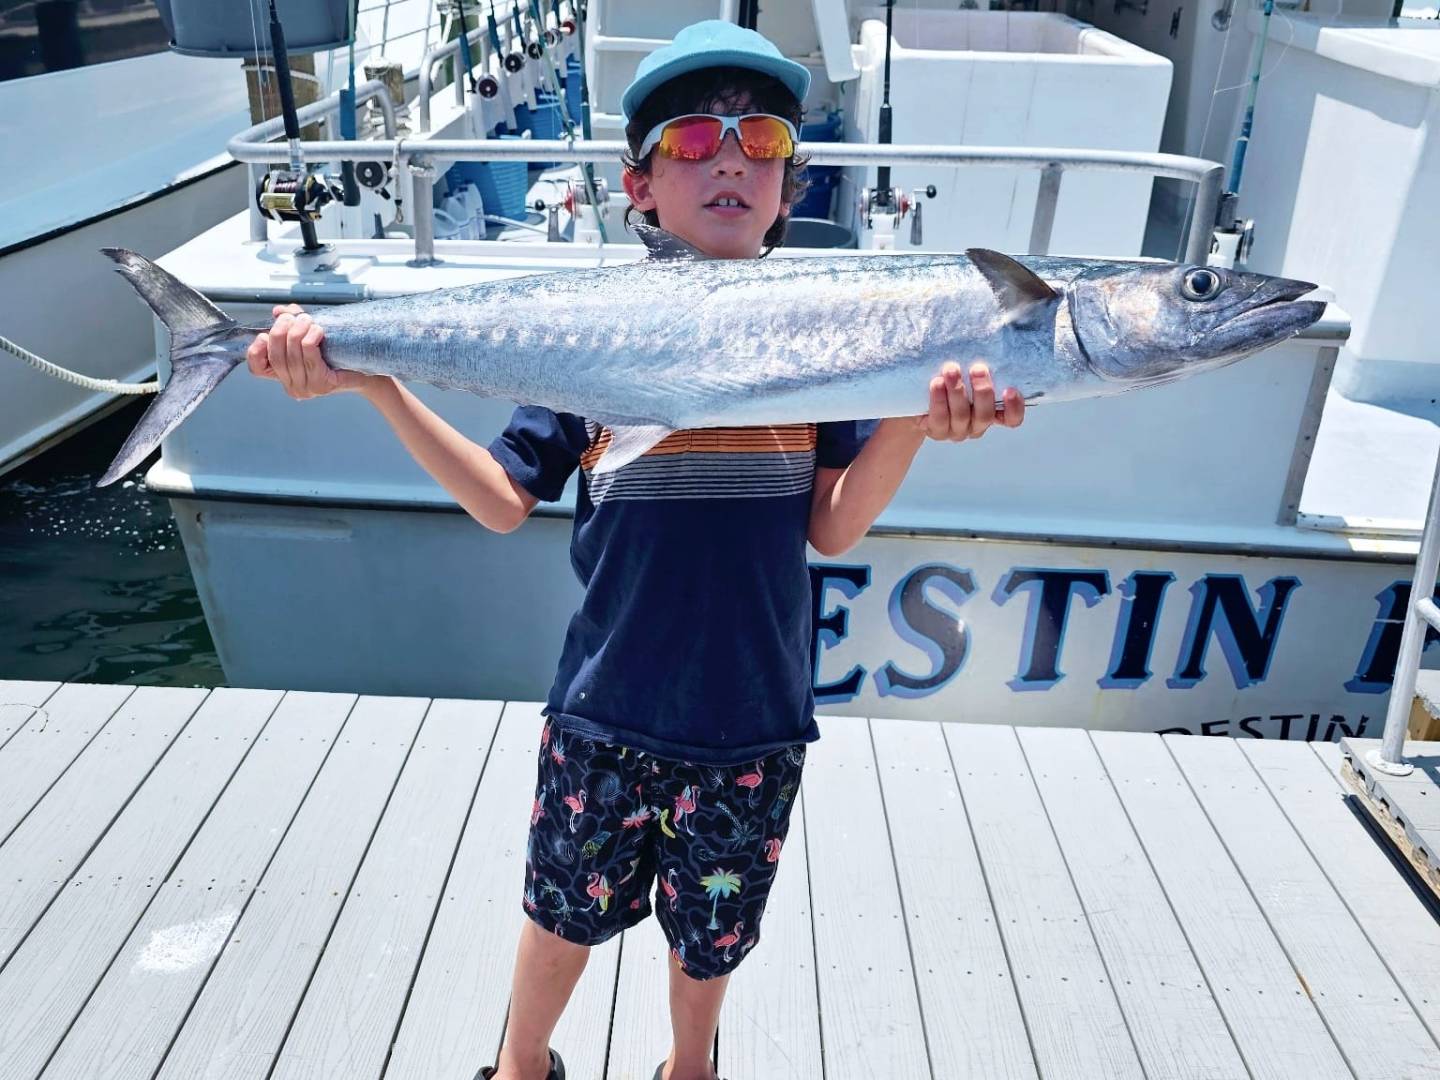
[0,400,223,688]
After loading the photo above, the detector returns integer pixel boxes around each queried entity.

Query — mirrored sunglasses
[637,113,798,162]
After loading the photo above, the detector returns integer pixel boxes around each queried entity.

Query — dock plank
[270,698,500,1080]
[156,692,420,1080]
[946,722,1144,1080]
[38,689,340,1080]
[551,932,622,1080]
[1092,730,1352,1079]
[0,687,274,1080]
[0,686,207,969]
[1017,726,1246,1079]
[805,714,930,1078]
[0,681,133,841]
[0,680,60,747]
[1167,733,1440,1078]
[869,717,1036,1080]
[1241,737,1440,1045]
[719,786,823,1080]
[608,911,683,1080]
[386,702,546,1080]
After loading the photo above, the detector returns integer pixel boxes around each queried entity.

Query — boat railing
[1371,453,1440,776]
[228,84,1226,267]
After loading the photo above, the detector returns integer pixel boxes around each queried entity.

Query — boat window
[1,0,171,84]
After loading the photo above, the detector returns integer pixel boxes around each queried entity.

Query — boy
[247,20,1025,1080]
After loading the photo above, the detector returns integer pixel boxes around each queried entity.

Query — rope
[0,333,158,395]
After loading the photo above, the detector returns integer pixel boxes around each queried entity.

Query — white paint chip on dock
[135,908,242,973]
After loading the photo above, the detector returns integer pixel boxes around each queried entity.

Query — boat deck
[3,680,1440,1080]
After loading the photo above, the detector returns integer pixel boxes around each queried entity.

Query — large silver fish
[96,225,1324,486]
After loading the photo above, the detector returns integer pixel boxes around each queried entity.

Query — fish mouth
[1218,276,1324,339]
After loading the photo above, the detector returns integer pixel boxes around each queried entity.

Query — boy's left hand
[917,360,1024,442]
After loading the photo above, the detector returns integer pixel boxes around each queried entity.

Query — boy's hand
[246,303,385,399]
[916,360,1024,441]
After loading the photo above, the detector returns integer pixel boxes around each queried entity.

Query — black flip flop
[474,1046,566,1080]
[651,1064,724,1080]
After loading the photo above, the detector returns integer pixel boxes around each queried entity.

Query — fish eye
[1181,268,1222,301]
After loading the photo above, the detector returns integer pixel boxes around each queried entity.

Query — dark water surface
[0,400,223,688]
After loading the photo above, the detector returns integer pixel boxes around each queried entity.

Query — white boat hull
[0,164,245,475]
[160,492,1433,738]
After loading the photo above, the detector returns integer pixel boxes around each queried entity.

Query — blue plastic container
[565,55,583,131]
[524,90,564,166]
[447,138,528,222]
[793,110,843,220]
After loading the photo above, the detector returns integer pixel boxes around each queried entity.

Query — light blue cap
[621,20,811,122]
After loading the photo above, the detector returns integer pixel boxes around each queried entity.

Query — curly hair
[622,67,809,256]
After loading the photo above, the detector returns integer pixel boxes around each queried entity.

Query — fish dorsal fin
[966,248,1059,326]
[633,224,712,262]
[592,422,675,475]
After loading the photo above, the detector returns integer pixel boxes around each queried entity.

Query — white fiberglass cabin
[112,0,1437,743]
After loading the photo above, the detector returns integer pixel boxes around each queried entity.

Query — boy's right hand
[247,303,385,399]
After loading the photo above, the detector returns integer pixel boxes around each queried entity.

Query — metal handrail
[1369,449,1440,776]
[225,114,1226,265]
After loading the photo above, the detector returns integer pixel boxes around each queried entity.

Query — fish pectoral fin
[966,248,1059,326]
[633,224,712,262]
[592,422,674,475]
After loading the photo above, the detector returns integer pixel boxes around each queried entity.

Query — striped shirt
[490,406,875,765]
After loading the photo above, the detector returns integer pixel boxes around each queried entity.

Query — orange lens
[654,115,795,161]
[737,115,793,159]
[657,116,725,161]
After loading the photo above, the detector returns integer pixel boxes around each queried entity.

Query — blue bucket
[794,110,843,220]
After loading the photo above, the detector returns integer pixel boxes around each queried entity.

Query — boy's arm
[251,306,538,533]
[362,377,538,532]
[808,361,1024,557]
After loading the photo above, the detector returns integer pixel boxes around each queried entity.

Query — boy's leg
[650,742,808,1080]
[492,919,590,1080]
[659,956,729,1080]
[498,721,658,1078]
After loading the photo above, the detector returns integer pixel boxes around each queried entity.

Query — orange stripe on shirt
[581,424,816,470]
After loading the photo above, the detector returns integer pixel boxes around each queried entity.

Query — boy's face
[623,92,787,260]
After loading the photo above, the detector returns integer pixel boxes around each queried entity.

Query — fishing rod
[858,0,932,248]
[1211,0,1273,267]
[339,0,360,206]
[452,0,479,98]
[254,0,341,264]
[875,0,895,208]
[525,0,607,243]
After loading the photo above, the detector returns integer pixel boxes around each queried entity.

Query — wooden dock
[1342,737,1440,905]
[3,680,1440,1080]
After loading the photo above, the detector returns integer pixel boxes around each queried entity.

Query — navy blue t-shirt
[489,409,876,766]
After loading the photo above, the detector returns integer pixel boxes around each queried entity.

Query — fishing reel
[1208,191,1256,268]
[503,49,525,72]
[256,169,344,223]
[859,184,937,247]
[476,71,501,98]
[563,176,609,213]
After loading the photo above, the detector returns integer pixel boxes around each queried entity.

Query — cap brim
[621,49,811,120]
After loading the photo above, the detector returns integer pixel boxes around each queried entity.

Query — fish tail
[97,248,249,487]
